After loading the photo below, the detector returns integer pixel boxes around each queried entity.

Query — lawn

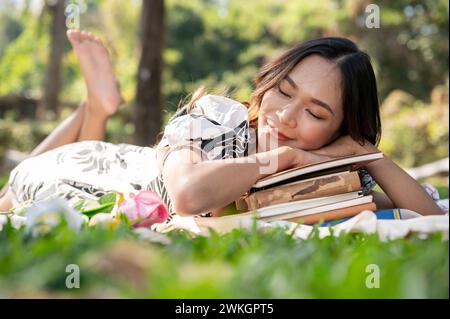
[0,172,448,299]
[0,218,448,298]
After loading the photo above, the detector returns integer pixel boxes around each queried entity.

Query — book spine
[243,171,361,211]
[283,202,377,224]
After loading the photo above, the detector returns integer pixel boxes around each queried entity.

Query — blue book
[318,208,420,227]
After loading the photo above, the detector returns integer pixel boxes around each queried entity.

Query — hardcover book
[225,152,383,224]
[253,151,383,189]
[237,171,362,211]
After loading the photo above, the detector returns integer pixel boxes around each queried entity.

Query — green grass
[0,220,448,298]
[0,175,448,298]
[0,174,7,189]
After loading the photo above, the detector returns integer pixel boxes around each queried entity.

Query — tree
[134,0,165,146]
[37,0,66,119]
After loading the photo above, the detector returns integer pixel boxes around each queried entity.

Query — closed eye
[277,85,292,99]
[307,109,323,120]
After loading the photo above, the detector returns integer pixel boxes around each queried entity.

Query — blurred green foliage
[1,0,448,107]
[0,0,448,176]
[0,219,448,298]
[379,86,449,167]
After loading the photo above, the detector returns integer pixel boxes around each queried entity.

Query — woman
[0,30,444,219]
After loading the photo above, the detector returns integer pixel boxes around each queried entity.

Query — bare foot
[67,29,123,117]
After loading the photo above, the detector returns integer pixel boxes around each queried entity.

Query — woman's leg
[1,30,123,210]
[31,30,122,155]
[1,101,87,208]
[69,29,122,141]
[29,102,87,157]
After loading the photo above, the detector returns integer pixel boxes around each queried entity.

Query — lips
[266,120,293,141]
[277,131,290,141]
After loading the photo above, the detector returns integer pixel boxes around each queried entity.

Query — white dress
[7,94,381,221]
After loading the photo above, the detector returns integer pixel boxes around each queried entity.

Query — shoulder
[160,94,250,145]
[156,94,253,167]
[195,94,248,114]
[178,94,249,128]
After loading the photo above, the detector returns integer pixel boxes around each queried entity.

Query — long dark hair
[247,37,382,146]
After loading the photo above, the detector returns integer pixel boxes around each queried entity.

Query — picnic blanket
[1,206,448,241]
[155,208,449,242]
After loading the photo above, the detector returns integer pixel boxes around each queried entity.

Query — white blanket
[157,210,449,242]
[2,208,448,242]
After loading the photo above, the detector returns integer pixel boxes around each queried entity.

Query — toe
[67,29,82,45]
[93,36,102,44]
[91,36,108,54]
[86,32,96,42]
[80,31,90,42]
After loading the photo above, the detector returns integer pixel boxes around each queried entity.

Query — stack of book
[233,152,384,225]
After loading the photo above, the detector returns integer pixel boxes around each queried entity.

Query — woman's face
[257,54,344,152]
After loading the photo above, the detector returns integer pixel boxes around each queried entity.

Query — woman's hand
[279,146,333,169]
[311,135,378,158]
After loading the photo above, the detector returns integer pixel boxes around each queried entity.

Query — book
[318,208,422,227]
[283,202,377,224]
[260,195,373,222]
[237,170,361,211]
[222,191,364,219]
[194,200,377,231]
[252,151,383,189]
[255,191,363,218]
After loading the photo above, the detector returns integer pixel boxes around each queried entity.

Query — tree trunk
[134,0,165,146]
[37,0,66,119]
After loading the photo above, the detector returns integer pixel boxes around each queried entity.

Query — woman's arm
[363,151,444,215]
[370,190,395,210]
[313,136,444,215]
[162,146,329,216]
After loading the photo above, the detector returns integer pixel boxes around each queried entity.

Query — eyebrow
[285,75,336,117]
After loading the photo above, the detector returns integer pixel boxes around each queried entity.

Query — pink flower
[118,191,169,228]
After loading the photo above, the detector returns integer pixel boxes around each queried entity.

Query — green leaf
[78,192,119,218]
[73,199,86,212]
[99,193,117,205]
[82,202,115,218]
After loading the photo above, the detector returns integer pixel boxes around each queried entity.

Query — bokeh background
[0,0,448,195]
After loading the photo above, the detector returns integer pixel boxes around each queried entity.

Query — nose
[276,103,297,128]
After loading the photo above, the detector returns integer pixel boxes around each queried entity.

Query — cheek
[297,126,327,149]
[260,91,282,114]
[257,92,277,131]
[295,117,338,150]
